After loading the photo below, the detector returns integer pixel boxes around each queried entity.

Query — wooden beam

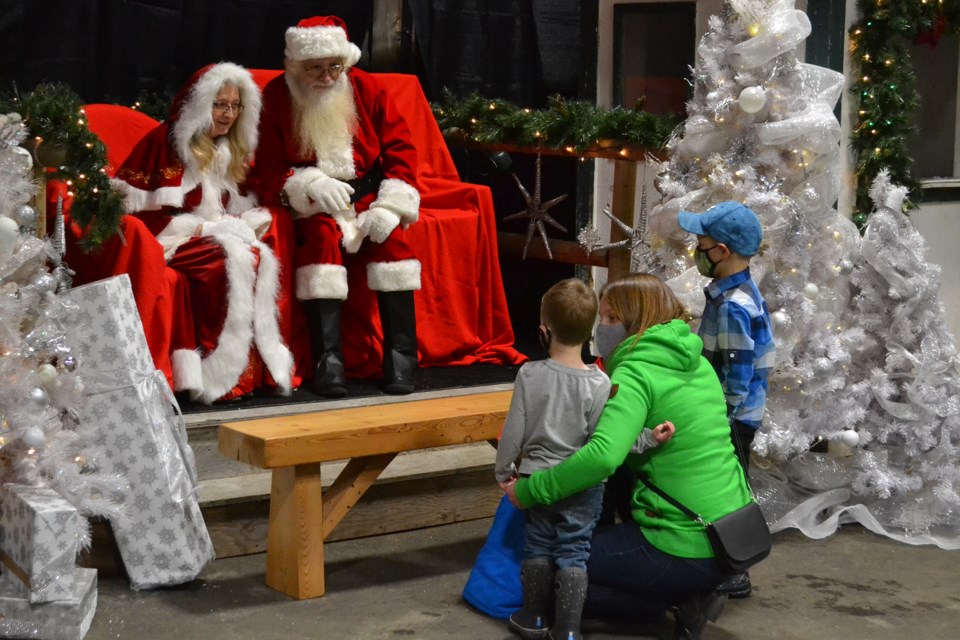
[266,464,325,599]
[371,0,403,71]
[198,467,501,559]
[322,453,397,539]
[607,159,638,282]
[219,391,511,468]
[497,232,608,266]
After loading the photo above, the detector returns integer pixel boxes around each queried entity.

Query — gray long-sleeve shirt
[495,359,612,483]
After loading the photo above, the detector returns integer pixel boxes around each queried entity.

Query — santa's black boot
[377,291,417,394]
[304,299,348,398]
[549,568,588,640]
[509,559,554,639]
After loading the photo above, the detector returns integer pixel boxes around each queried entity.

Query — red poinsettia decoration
[915,10,949,49]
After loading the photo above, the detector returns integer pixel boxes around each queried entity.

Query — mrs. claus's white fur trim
[367,259,421,292]
[370,178,420,226]
[193,233,256,404]
[111,178,183,213]
[285,25,362,67]
[172,349,203,394]
[296,264,349,300]
[250,239,294,395]
[172,62,262,169]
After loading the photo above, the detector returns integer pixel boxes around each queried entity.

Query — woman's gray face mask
[595,323,627,360]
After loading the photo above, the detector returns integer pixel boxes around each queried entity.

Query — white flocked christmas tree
[645,0,960,547]
[0,111,125,541]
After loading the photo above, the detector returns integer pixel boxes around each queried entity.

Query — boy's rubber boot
[548,568,588,640]
[508,559,554,639]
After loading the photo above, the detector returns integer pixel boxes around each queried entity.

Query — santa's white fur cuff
[371,178,420,227]
[367,259,421,292]
[297,263,349,300]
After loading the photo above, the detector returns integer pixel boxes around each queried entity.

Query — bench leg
[266,463,325,599]
[322,453,397,538]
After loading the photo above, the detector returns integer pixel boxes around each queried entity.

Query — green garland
[431,89,677,153]
[1,83,124,248]
[849,0,960,226]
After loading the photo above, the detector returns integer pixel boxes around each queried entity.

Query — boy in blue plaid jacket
[678,202,775,599]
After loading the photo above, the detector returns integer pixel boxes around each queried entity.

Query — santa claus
[249,15,421,397]
[113,62,296,403]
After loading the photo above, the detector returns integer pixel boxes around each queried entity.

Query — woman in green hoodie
[503,274,753,640]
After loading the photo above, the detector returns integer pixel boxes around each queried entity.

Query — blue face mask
[595,323,627,360]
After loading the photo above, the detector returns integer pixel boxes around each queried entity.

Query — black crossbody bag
[638,474,771,573]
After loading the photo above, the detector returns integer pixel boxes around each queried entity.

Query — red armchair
[62,73,524,390]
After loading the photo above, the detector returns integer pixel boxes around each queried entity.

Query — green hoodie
[515,319,752,559]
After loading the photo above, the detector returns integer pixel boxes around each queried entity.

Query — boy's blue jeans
[524,484,604,570]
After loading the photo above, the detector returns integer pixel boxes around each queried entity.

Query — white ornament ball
[738,86,767,114]
[29,386,49,408]
[8,145,34,172]
[0,216,19,260]
[705,91,723,108]
[21,427,46,448]
[802,283,819,299]
[36,363,59,387]
[771,310,791,329]
[839,429,860,448]
[15,204,37,231]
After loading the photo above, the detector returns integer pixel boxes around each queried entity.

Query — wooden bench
[217,390,511,599]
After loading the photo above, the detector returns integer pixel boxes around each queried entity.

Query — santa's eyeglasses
[302,62,343,80]
[212,102,244,114]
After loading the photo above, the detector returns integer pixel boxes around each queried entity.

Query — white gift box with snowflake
[0,484,82,603]
[0,566,97,640]
[64,274,155,374]
[67,275,214,589]
[80,371,214,590]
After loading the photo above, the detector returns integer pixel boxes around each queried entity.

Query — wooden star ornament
[503,152,568,259]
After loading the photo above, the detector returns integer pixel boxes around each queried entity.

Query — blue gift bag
[462,494,526,618]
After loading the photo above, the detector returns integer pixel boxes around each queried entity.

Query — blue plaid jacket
[699,269,775,430]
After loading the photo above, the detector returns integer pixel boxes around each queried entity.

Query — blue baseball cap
[677,202,762,256]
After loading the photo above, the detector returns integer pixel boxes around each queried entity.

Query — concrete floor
[86,519,960,640]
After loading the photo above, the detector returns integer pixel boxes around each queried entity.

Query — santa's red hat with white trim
[285,16,362,67]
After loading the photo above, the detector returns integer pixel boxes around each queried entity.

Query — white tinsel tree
[0,111,125,547]
[645,0,959,547]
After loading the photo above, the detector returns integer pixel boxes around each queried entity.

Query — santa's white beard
[287,71,358,179]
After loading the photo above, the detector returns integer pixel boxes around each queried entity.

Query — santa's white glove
[201,217,257,244]
[306,177,355,214]
[356,206,401,244]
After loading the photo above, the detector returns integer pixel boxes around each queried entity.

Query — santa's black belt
[348,162,384,203]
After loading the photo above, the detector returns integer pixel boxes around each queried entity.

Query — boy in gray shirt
[496,278,673,640]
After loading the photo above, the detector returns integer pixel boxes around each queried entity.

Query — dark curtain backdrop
[0,0,374,103]
[0,1,587,107]
[408,0,585,105]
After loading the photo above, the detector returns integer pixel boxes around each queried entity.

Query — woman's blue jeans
[584,521,726,622]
